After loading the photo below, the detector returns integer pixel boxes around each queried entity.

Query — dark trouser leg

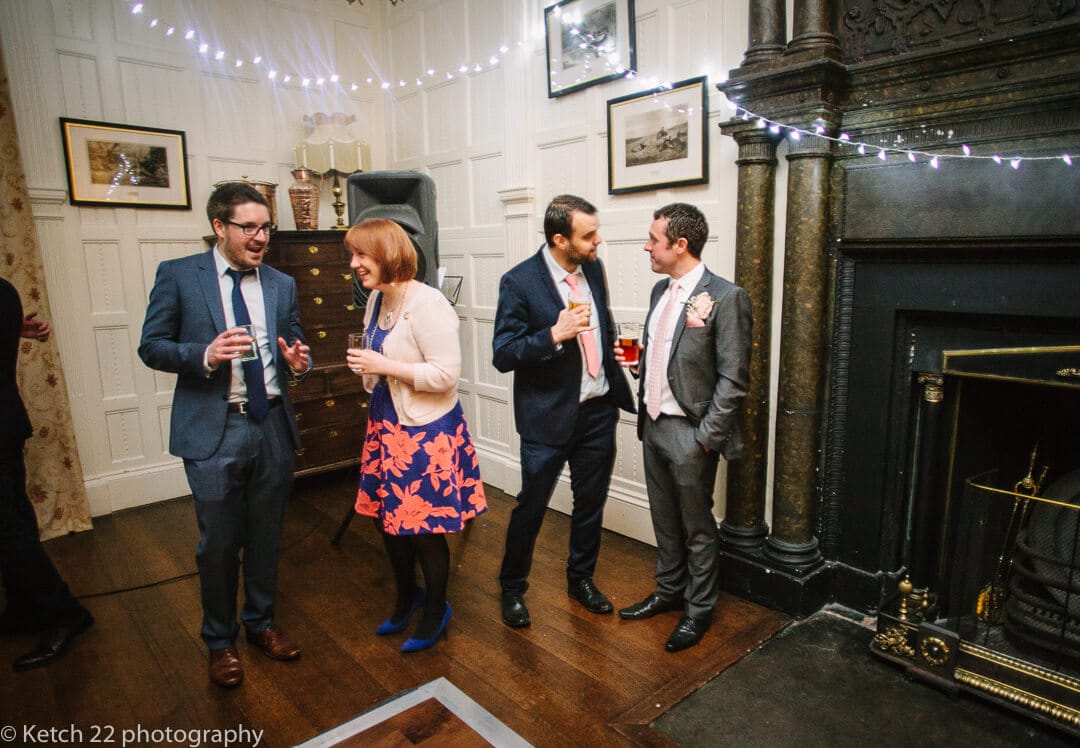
[499,439,568,593]
[412,534,450,637]
[381,528,418,619]
[239,407,294,634]
[186,410,292,650]
[643,416,721,618]
[0,445,82,627]
[565,402,618,584]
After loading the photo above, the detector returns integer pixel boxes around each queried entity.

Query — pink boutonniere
[684,292,716,327]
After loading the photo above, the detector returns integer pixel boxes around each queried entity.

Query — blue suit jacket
[637,267,751,459]
[492,247,635,446]
[138,250,307,460]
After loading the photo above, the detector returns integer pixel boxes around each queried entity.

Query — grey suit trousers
[642,414,721,619]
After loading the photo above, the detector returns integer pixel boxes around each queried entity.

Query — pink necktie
[646,281,680,420]
[565,273,600,378]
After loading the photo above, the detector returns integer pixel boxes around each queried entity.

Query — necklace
[382,281,410,327]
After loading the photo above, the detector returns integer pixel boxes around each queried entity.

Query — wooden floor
[0,470,789,747]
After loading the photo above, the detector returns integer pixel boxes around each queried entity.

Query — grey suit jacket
[138,249,308,460]
[636,266,751,459]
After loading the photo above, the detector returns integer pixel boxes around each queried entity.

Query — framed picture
[545,0,636,98]
[607,76,708,195]
[59,118,191,209]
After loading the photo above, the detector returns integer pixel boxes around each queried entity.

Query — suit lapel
[669,271,712,356]
[260,268,279,349]
[531,247,565,317]
[197,250,228,333]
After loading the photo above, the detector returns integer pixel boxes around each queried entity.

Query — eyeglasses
[224,220,277,237]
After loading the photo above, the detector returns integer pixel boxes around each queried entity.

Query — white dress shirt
[210,248,282,402]
[541,246,609,403]
[645,261,706,417]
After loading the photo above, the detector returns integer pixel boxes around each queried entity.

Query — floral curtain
[0,44,93,540]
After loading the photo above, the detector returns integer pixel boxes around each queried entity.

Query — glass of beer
[617,322,642,366]
[347,331,368,351]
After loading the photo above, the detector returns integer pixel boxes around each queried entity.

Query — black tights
[380,524,449,639]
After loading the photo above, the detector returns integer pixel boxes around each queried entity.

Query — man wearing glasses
[139,182,311,687]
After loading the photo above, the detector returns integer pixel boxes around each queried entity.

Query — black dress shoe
[567,578,613,614]
[665,614,711,653]
[618,593,682,620]
[501,592,530,628]
[13,608,94,672]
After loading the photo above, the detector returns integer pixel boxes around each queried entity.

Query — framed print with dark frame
[60,118,192,209]
[606,76,709,195]
[545,0,636,98]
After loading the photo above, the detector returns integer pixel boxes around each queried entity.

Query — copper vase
[289,167,322,230]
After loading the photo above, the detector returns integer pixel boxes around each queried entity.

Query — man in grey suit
[617,203,751,652]
[139,183,311,687]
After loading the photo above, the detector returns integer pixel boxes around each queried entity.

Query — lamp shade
[295,112,370,175]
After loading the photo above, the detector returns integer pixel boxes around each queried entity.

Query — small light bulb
[283,74,291,83]
[992,154,1002,164]
[253,56,262,64]
[165,26,174,36]
[235,59,243,68]
[350,83,358,91]
[789,130,801,141]
[930,156,940,169]
[149,19,158,28]
[199,43,208,54]
[381,81,390,89]
[814,125,825,135]
[185,30,195,40]
[1063,154,1073,166]
[907,152,916,162]
[878,149,887,161]
[857,144,866,155]
[132,2,144,14]
[427,68,435,76]
[268,70,277,80]
[330,74,339,83]
[301,78,310,87]
[768,123,780,134]
[500,45,509,54]
[839,133,850,141]
[316,77,325,85]
[1010,158,1021,170]
[961,144,971,157]
[214,50,224,60]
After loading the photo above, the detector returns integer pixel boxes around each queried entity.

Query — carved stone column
[720,130,778,550]
[764,134,832,568]
[743,0,787,66]
[787,0,840,59]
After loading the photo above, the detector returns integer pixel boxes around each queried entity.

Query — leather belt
[227,397,282,415]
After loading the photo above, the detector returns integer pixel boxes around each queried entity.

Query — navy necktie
[224,268,269,420]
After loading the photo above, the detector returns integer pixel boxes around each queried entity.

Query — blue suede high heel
[375,589,426,635]
[401,603,451,653]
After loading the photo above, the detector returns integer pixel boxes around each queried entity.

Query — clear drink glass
[617,322,642,366]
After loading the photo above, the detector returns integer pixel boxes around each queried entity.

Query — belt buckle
[235,401,249,415]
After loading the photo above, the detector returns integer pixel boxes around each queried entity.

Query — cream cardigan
[361,281,461,426]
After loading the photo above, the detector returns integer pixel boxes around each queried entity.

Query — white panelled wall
[2,0,780,547]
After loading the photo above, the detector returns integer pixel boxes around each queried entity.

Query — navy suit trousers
[500,397,618,593]
[184,406,295,650]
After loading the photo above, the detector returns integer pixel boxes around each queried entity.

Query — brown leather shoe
[209,646,243,688]
[246,625,301,661]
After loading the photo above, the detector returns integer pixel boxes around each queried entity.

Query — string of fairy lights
[124,0,1073,169]
[727,104,1074,169]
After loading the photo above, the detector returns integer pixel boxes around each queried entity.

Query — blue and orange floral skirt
[355,382,487,535]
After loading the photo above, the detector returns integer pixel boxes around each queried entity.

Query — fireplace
[828,162,1080,734]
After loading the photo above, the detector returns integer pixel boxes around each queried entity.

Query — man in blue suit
[493,194,635,628]
[139,183,311,687]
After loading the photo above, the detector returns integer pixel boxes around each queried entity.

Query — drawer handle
[361,401,368,409]
[308,246,319,254]
[341,273,352,281]
[313,296,324,305]
[329,430,340,439]
[295,448,307,456]
[309,267,321,277]
[345,304,357,311]
[325,399,336,408]
[295,413,303,422]
[317,331,327,339]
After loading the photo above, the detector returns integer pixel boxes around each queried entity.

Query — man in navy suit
[139,183,311,687]
[617,203,751,652]
[493,194,635,628]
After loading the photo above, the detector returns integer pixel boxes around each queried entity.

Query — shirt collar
[542,245,579,282]
[213,246,260,280]
[670,261,705,296]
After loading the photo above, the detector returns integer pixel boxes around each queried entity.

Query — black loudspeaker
[347,170,438,307]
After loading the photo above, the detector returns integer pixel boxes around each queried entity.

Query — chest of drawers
[268,230,367,475]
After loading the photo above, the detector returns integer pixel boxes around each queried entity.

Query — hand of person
[550,304,593,345]
[20,312,50,342]
[612,342,639,374]
[278,336,311,373]
[346,348,388,377]
[206,327,254,368]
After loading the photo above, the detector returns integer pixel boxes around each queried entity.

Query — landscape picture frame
[606,76,709,195]
[545,0,636,98]
[60,117,191,209]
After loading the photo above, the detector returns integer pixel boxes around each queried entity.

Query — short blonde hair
[344,218,418,284]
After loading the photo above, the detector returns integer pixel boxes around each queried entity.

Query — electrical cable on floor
[73,500,328,600]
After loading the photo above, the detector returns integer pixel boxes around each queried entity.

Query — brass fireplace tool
[975,444,1049,623]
